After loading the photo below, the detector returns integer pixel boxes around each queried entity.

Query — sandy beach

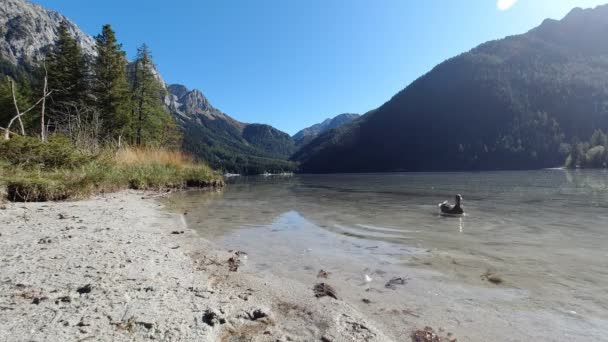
[0,191,403,341]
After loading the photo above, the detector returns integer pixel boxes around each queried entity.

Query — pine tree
[129,44,175,146]
[92,24,130,140]
[45,22,88,140]
[46,22,87,107]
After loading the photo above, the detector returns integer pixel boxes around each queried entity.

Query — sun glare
[497,0,518,11]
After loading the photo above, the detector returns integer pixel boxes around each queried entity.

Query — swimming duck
[439,194,464,216]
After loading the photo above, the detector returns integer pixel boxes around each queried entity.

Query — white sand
[0,191,395,341]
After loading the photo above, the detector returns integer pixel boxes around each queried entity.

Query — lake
[165,170,608,341]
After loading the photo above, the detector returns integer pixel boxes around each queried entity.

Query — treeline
[565,129,608,168]
[0,22,178,150]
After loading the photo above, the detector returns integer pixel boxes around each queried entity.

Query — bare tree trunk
[4,82,55,140]
[40,63,49,142]
[8,77,25,135]
[0,126,18,138]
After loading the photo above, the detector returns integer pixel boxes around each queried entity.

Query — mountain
[0,0,295,175]
[0,0,95,66]
[294,5,608,173]
[166,84,296,174]
[293,113,359,148]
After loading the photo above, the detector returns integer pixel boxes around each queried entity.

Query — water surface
[165,170,608,341]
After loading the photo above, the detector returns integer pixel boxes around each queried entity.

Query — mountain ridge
[293,113,360,148]
[0,0,95,65]
[294,4,608,173]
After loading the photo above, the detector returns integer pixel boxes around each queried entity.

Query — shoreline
[0,191,399,341]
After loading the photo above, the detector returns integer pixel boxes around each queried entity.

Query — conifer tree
[45,22,88,140]
[92,24,130,140]
[46,22,87,107]
[129,44,174,146]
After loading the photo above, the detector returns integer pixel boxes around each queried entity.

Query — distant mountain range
[294,5,608,173]
[5,0,608,174]
[293,113,359,148]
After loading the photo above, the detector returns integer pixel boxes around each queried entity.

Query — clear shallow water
[165,170,608,341]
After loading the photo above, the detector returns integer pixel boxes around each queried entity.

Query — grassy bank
[0,136,223,202]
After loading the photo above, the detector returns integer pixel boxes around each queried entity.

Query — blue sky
[33,0,608,135]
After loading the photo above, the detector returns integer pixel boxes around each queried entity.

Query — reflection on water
[164,170,608,340]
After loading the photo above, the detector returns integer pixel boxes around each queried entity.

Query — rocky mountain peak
[0,0,96,65]
[165,83,240,126]
[185,89,212,112]
[167,84,188,99]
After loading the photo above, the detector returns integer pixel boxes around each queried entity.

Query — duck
[439,194,464,216]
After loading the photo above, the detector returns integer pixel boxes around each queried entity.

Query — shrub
[0,135,87,169]
[7,177,70,202]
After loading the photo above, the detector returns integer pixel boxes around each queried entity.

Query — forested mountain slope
[294,5,608,173]
[167,84,295,174]
[293,113,359,148]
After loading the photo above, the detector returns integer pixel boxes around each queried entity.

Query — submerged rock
[385,277,408,290]
[313,283,338,300]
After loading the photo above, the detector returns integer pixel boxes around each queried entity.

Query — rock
[31,297,47,305]
[317,269,330,279]
[313,283,338,300]
[76,320,90,327]
[482,271,503,285]
[246,309,268,321]
[0,0,96,66]
[170,231,185,235]
[228,257,240,272]
[202,309,225,327]
[55,295,71,304]
[411,327,456,342]
[76,284,92,295]
[385,277,408,290]
[136,321,153,330]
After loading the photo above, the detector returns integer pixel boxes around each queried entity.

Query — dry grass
[114,147,193,167]
[1,138,223,202]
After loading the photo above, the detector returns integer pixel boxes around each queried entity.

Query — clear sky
[32,0,608,135]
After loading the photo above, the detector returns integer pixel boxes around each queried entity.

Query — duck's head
[455,194,463,205]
